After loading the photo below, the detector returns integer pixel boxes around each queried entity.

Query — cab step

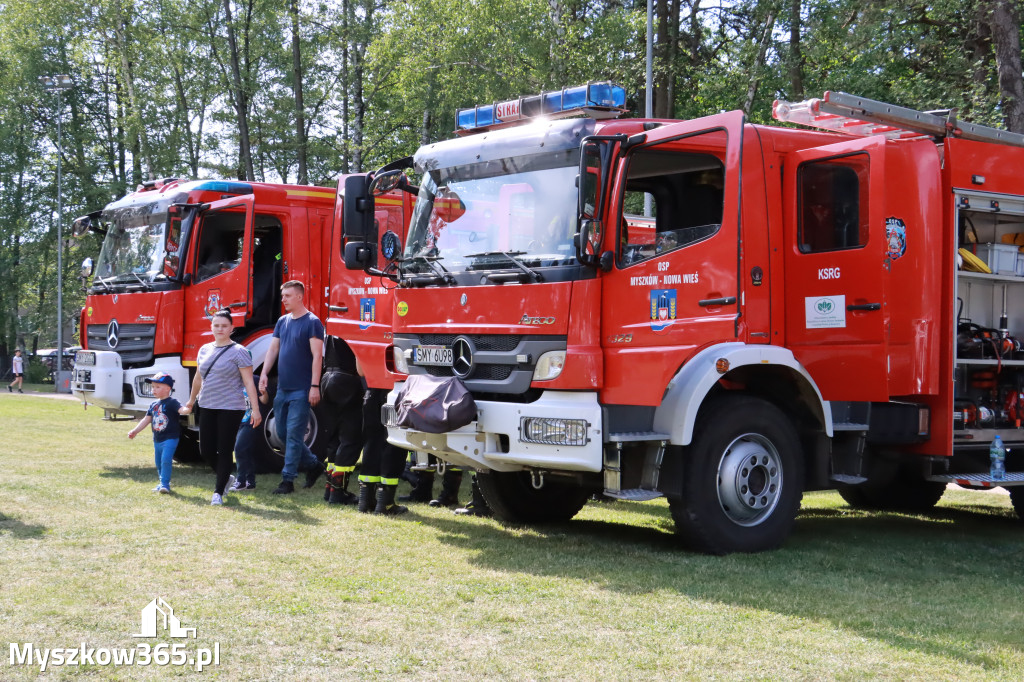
[603,488,663,502]
[607,431,671,442]
[925,471,1024,489]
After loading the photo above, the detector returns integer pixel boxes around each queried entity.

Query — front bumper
[72,350,191,413]
[384,385,603,473]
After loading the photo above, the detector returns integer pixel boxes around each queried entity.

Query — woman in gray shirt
[181,310,262,505]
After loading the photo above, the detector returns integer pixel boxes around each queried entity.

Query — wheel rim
[716,433,783,527]
[264,410,318,454]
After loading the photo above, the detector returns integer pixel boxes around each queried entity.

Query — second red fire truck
[71,177,411,470]
[342,84,1024,553]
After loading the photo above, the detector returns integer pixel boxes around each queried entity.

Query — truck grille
[416,334,522,352]
[425,363,514,381]
[86,323,156,367]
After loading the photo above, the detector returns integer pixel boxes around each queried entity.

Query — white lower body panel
[386,385,603,473]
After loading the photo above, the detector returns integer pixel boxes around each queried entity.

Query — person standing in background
[8,349,24,393]
[259,281,326,494]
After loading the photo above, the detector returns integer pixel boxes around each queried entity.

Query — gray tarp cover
[394,374,477,434]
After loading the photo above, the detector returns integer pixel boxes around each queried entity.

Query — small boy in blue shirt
[128,372,186,494]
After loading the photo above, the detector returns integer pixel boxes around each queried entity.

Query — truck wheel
[836,456,945,512]
[250,377,331,475]
[477,471,590,523]
[1010,488,1024,521]
[172,428,202,464]
[669,396,803,554]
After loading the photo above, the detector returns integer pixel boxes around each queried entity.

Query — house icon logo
[131,598,196,639]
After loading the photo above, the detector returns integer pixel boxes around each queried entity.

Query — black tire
[668,396,804,554]
[477,471,590,523]
[250,374,332,475]
[172,427,203,464]
[836,455,945,512]
[1008,487,1024,521]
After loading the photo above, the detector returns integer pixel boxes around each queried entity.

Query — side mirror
[344,241,376,270]
[71,215,92,238]
[369,169,405,196]
[576,218,603,266]
[342,175,377,271]
[80,257,94,279]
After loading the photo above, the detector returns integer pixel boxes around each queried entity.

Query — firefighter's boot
[399,470,434,503]
[429,468,462,508]
[357,481,377,513]
[374,484,408,516]
[323,463,336,502]
[329,471,357,505]
[455,475,492,517]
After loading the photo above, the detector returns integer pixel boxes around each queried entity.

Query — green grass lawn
[1,393,1023,680]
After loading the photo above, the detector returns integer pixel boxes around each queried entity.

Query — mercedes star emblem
[451,336,474,379]
[107,319,120,349]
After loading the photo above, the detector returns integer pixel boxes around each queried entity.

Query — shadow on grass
[99,465,323,526]
[415,496,1024,669]
[0,511,47,539]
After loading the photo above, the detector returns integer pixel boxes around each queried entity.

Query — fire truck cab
[72,179,339,469]
[347,85,1024,553]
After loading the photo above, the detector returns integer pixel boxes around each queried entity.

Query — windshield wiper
[92,277,113,292]
[465,251,543,283]
[402,254,455,285]
[126,271,152,290]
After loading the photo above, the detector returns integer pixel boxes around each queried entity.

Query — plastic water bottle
[242,408,251,424]
[990,435,1006,481]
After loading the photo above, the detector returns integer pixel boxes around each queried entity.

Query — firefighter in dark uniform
[400,454,463,508]
[319,336,362,504]
[358,385,409,515]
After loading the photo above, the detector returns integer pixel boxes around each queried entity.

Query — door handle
[328,304,349,313]
[226,301,246,309]
[846,303,881,311]
[698,296,737,307]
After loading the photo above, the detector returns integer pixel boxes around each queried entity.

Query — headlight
[532,350,566,381]
[520,417,589,446]
[393,346,410,374]
[135,376,155,398]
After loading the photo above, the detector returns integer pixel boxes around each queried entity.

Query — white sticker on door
[805,295,846,329]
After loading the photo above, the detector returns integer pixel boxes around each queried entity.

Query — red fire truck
[71,177,410,470]
[343,84,1024,553]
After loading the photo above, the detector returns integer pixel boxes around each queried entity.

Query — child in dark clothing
[128,372,187,493]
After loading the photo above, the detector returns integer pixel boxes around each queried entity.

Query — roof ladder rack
[773,91,1024,148]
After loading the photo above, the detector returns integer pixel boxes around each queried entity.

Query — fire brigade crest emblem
[650,289,677,332]
[359,297,376,330]
[205,290,222,319]
[885,217,907,261]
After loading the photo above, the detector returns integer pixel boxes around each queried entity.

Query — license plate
[414,345,453,367]
[76,351,95,366]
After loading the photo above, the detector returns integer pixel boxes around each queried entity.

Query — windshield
[403,149,580,276]
[93,199,173,284]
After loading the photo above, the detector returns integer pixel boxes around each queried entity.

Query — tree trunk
[654,0,670,118]
[547,0,567,85]
[789,0,804,100]
[222,0,255,181]
[985,0,1024,132]
[743,7,778,116]
[290,0,308,184]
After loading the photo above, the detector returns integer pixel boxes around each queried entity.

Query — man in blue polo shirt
[259,280,326,494]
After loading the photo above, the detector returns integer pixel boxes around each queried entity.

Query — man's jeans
[274,388,320,482]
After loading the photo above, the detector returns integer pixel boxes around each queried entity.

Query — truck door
[183,195,254,357]
[782,137,888,401]
[600,112,744,405]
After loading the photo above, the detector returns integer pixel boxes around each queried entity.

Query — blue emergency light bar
[456,81,627,132]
